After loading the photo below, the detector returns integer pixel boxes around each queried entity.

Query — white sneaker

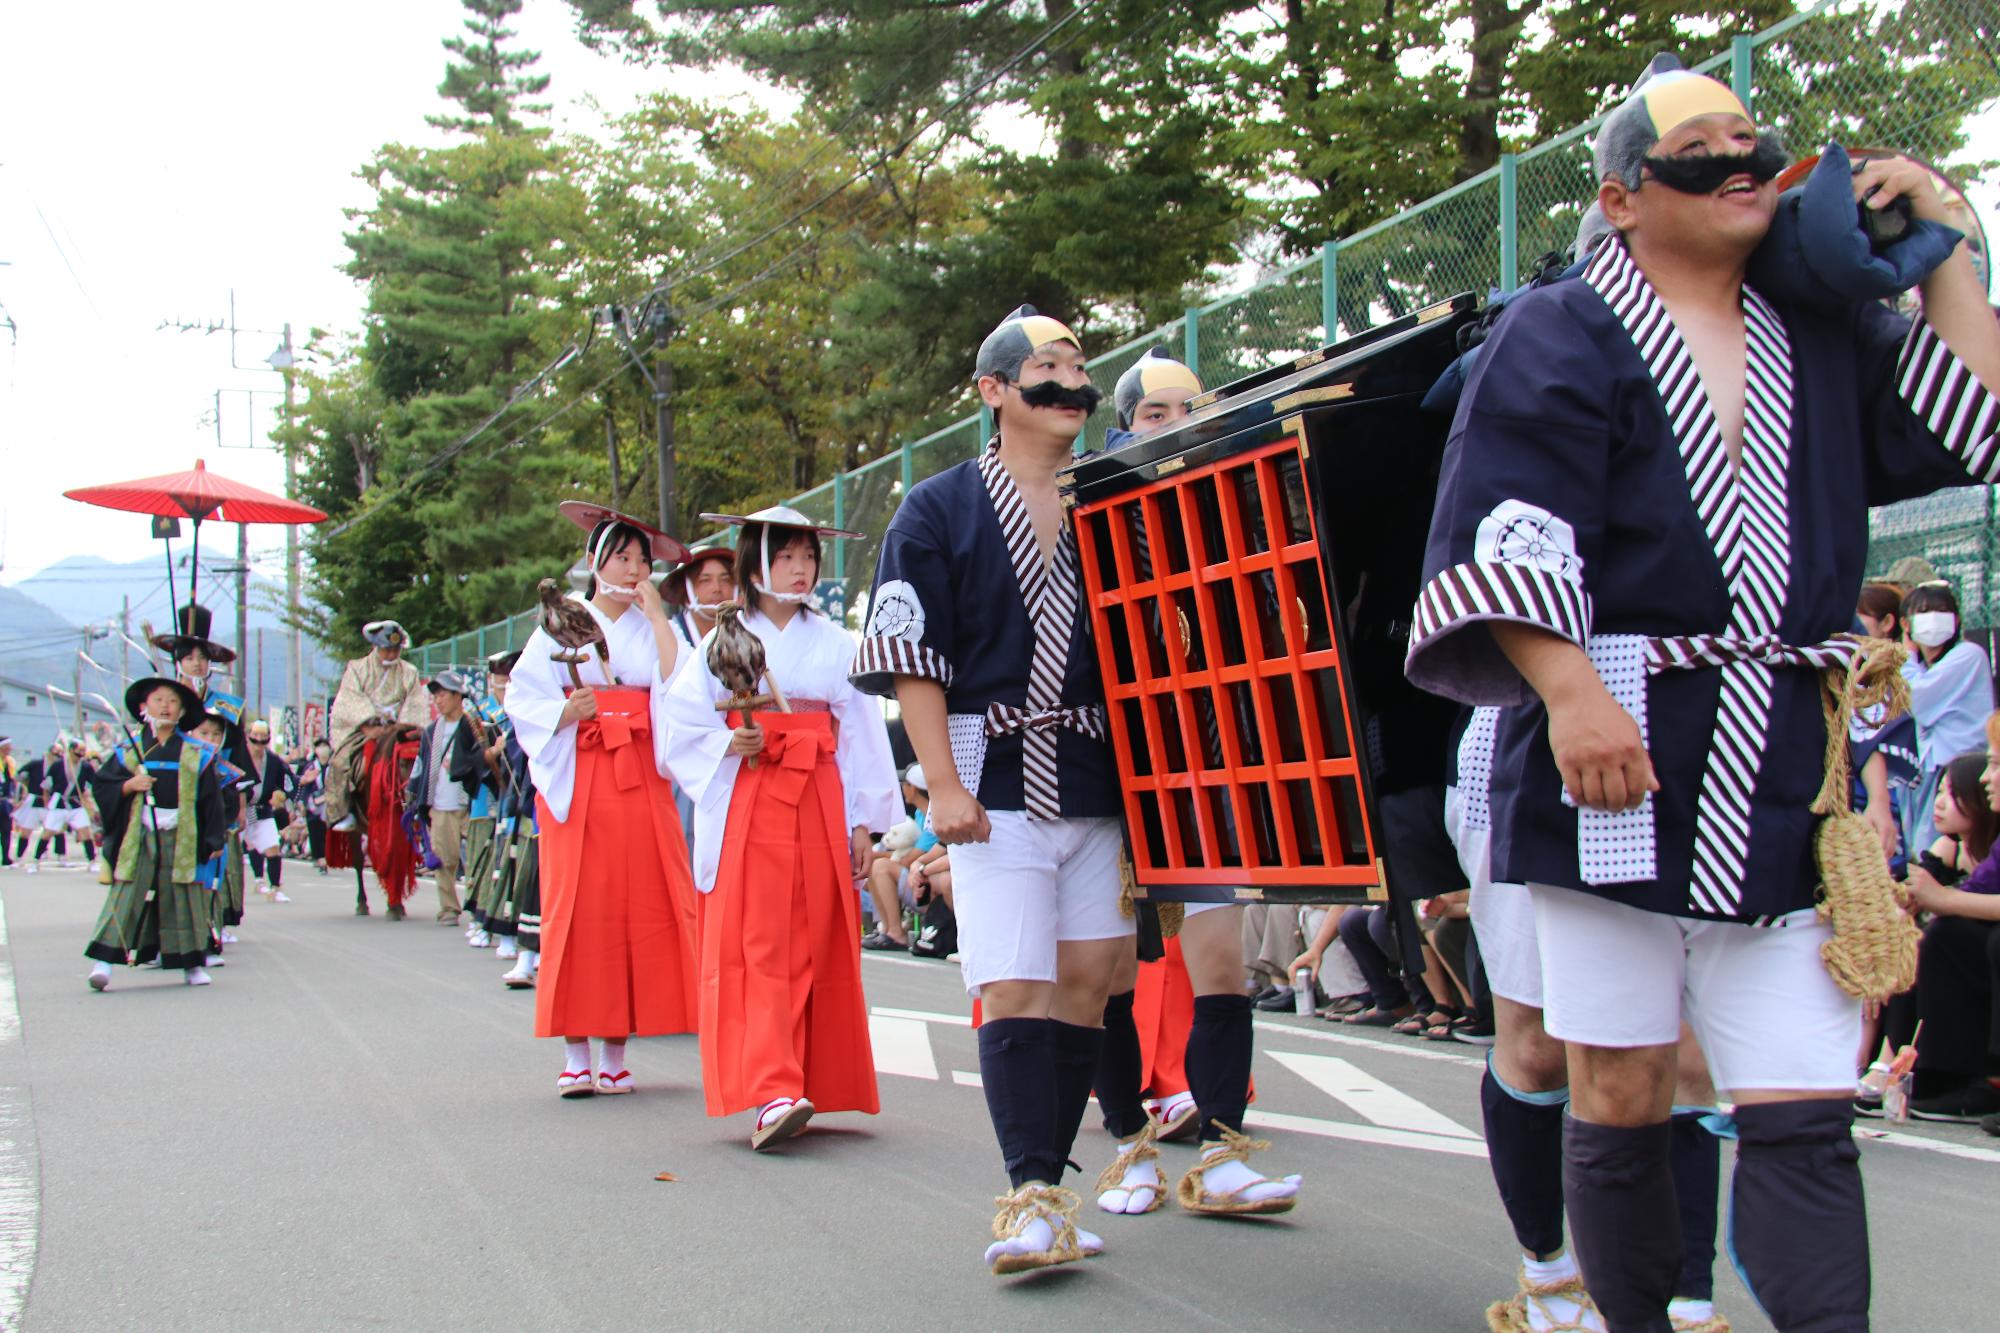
[219,929,239,945]
[253,880,269,896]
[206,953,226,967]
[495,938,518,960]
[87,962,112,992]
[185,967,213,986]
[23,864,36,875]
[272,891,291,903]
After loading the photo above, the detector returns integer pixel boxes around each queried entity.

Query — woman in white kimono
[504,503,701,1098]
[665,506,901,1150]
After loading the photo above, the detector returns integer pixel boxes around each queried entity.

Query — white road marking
[1254,1017,1485,1068]
[952,1070,984,1089]
[1268,1051,1481,1139]
[858,953,943,971]
[0,895,39,1327]
[1245,1109,1489,1159]
[873,1005,970,1027]
[1856,1127,2000,1165]
[868,1014,939,1080]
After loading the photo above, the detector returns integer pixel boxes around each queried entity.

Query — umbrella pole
[189,517,201,607]
[162,533,177,614]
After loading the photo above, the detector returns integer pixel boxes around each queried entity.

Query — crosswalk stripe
[1244,1109,1488,1159]
[1268,1051,1481,1140]
[868,1015,940,1081]
[873,1005,971,1027]
[1253,1018,1485,1068]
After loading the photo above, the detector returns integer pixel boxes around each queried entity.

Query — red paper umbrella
[64,458,327,610]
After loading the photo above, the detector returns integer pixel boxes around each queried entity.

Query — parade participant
[84,678,226,990]
[494,704,542,990]
[665,506,899,1150]
[188,713,247,964]
[405,670,484,927]
[300,738,332,872]
[0,738,15,866]
[242,720,297,903]
[504,503,700,1096]
[14,741,72,873]
[466,653,516,955]
[1087,348,1294,1218]
[1406,52,2000,1332]
[329,620,428,747]
[66,739,103,873]
[857,305,1298,1276]
[663,546,738,839]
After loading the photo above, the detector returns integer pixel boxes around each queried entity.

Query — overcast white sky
[1,3,1994,595]
[0,0,782,586]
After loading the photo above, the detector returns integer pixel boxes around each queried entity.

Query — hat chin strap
[752,582,814,606]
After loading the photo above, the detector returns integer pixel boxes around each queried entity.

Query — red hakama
[534,687,698,1039]
[1133,936,1195,1096]
[698,710,878,1117]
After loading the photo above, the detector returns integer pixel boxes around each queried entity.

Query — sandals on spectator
[1424,1013,1475,1042]
[1343,1005,1411,1028]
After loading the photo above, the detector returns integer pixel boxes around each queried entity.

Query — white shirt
[664,607,902,893]
[503,595,687,823]
[426,718,467,812]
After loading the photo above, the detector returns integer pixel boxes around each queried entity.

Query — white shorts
[1529,883,1861,1095]
[949,812,1130,997]
[1444,787,1543,1008]
[63,807,92,833]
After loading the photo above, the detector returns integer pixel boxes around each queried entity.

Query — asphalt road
[1,859,1996,1331]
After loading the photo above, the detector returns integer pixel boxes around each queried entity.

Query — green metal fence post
[978,404,994,445]
[476,623,487,667]
[1183,307,1201,378]
[1499,154,1519,293]
[1731,36,1754,116]
[1320,242,1339,342]
[832,471,847,581]
[900,436,913,494]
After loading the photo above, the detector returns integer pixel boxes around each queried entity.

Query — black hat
[150,603,237,665]
[486,649,521,677]
[125,676,206,729]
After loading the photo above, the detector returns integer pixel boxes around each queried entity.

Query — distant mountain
[2,554,348,706]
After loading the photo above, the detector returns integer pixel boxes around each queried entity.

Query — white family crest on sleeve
[1477,499,1581,579]
[866,579,927,644]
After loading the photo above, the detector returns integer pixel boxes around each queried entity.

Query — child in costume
[84,679,227,990]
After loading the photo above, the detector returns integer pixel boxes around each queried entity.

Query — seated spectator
[907,847,956,959]
[1331,903,1432,1026]
[1241,903,1307,1010]
[862,764,938,951]
[1899,728,2000,1122]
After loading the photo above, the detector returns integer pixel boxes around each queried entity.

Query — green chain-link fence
[412,0,2000,673]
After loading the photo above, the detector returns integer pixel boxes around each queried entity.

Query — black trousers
[1909,915,2000,1082]
[307,814,327,862]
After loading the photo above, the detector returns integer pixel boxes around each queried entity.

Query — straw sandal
[1484,1270,1602,1333]
[1094,1114,1165,1214]
[556,1070,595,1098]
[987,1184,1096,1276]
[1175,1123,1299,1217]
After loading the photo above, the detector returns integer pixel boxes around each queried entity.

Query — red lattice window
[1074,433,1380,893]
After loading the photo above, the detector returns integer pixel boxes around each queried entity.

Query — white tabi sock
[1667,1297,1716,1327]
[1518,1250,1600,1332]
[563,1041,592,1076]
[984,1184,1105,1268]
[523,950,539,971]
[598,1039,627,1077]
[1095,1143,1161,1215]
[1197,1141,1301,1205]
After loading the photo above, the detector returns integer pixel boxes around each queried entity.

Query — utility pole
[119,596,130,686]
[651,301,676,532]
[237,524,250,689]
[277,323,301,732]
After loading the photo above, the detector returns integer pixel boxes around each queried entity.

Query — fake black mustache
[1642,133,1788,195]
[1017,380,1105,414]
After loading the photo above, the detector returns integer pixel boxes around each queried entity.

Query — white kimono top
[665,608,902,893]
[503,595,687,824]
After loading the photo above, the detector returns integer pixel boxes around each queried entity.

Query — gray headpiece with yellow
[1112,348,1204,430]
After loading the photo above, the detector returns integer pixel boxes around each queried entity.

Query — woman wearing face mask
[664,507,900,1150]
[1901,582,1994,857]
[503,503,702,1098]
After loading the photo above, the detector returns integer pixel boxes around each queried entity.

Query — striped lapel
[979,443,1081,819]
[1584,238,1799,917]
